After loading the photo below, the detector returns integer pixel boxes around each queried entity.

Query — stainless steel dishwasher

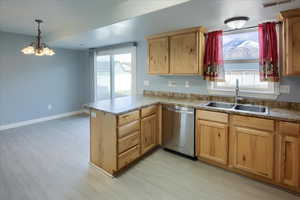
[162,105,195,158]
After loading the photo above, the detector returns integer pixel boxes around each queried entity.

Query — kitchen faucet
[235,79,242,105]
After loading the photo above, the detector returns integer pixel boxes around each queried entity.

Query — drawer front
[118,110,140,126]
[197,110,228,123]
[118,131,140,154]
[232,115,274,132]
[118,145,140,170]
[118,120,140,138]
[279,121,300,136]
[141,105,157,118]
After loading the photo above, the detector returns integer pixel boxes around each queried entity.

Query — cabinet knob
[242,155,246,161]
[218,133,221,137]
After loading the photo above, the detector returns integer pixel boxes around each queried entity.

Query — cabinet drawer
[232,115,274,132]
[118,120,140,138]
[118,110,140,126]
[118,131,140,154]
[197,110,228,123]
[141,105,157,118]
[118,145,140,170]
[279,121,300,136]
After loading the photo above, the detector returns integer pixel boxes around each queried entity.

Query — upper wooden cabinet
[148,37,169,74]
[279,8,300,76]
[170,32,199,74]
[146,27,206,75]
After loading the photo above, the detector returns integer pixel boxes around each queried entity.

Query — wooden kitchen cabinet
[141,113,158,154]
[278,121,300,188]
[146,27,206,75]
[148,37,169,74]
[233,126,274,179]
[231,115,275,179]
[170,32,199,74]
[196,120,228,165]
[279,8,300,76]
[196,110,229,165]
[279,135,300,187]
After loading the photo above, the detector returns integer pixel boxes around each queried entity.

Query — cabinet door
[196,120,228,165]
[170,32,199,74]
[233,127,274,179]
[148,37,169,74]
[279,135,300,187]
[141,114,158,154]
[285,17,300,75]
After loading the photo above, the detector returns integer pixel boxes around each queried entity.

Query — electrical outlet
[280,85,290,94]
[185,81,190,88]
[144,80,150,86]
[48,104,52,110]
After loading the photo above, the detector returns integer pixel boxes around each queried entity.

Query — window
[94,46,136,101]
[208,29,279,98]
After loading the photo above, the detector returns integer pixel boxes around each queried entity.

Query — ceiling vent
[263,0,294,8]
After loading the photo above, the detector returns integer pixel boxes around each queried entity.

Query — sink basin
[234,104,268,114]
[205,102,234,109]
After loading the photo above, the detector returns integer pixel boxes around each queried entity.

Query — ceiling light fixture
[21,19,55,56]
[224,16,250,29]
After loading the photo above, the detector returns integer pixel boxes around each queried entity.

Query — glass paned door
[113,53,132,98]
[95,55,111,100]
[94,46,136,101]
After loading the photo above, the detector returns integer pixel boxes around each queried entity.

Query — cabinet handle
[218,133,221,137]
[242,155,246,161]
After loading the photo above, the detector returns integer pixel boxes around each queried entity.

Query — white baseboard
[0,110,85,131]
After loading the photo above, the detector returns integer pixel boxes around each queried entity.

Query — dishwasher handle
[165,107,194,114]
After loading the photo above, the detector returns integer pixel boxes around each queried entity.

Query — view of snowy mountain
[223,31,259,60]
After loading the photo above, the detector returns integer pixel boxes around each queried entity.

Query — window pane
[113,53,132,97]
[216,63,268,89]
[95,55,111,101]
[223,31,258,60]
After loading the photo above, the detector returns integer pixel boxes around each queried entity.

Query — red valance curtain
[258,22,279,82]
[203,31,225,82]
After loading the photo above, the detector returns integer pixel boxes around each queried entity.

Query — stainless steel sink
[204,101,268,114]
[205,102,234,109]
[234,104,268,114]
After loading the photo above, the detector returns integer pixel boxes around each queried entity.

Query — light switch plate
[280,85,290,94]
[144,80,150,86]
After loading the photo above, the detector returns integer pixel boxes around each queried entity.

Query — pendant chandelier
[21,19,55,56]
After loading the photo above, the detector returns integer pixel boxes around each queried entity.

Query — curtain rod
[206,21,282,35]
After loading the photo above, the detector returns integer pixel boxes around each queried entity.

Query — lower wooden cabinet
[196,120,228,165]
[232,126,274,179]
[279,135,300,187]
[90,105,159,175]
[141,113,158,154]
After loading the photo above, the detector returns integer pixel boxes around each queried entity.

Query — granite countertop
[85,95,300,123]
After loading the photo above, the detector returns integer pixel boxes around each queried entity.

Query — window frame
[94,46,137,101]
[207,28,279,99]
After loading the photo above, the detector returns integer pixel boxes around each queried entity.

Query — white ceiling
[49,0,300,49]
[0,0,189,42]
[1,0,300,49]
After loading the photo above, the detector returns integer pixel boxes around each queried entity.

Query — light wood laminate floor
[0,114,299,200]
